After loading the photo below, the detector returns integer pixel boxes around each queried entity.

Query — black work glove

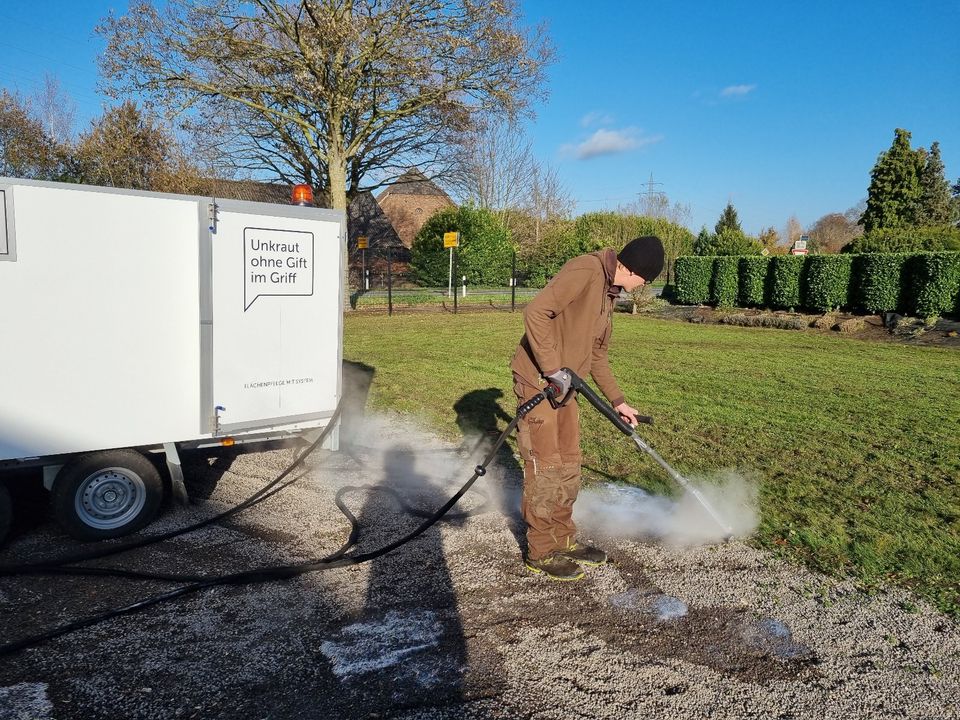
[544,369,572,400]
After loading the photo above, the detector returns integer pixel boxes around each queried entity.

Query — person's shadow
[452,388,526,555]
[349,444,469,710]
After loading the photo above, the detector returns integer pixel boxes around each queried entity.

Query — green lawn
[343,312,960,616]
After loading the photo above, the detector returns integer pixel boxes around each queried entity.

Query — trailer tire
[0,482,11,546]
[51,450,163,541]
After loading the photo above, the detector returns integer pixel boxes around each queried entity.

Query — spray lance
[545,368,734,540]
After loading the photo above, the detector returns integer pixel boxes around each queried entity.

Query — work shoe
[557,543,607,566]
[524,553,585,581]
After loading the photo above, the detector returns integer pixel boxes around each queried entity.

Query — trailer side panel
[0,184,202,460]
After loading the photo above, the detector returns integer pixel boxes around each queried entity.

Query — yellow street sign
[443,231,460,248]
[357,236,369,249]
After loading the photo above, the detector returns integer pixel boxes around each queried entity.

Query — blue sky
[1,1,957,235]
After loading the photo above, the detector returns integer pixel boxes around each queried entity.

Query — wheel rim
[74,467,147,530]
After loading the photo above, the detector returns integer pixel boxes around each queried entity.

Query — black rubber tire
[0,482,11,546]
[51,450,163,541]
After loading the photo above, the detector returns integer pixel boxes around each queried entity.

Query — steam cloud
[573,470,759,545]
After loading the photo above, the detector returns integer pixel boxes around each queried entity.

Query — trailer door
[206,201,344,434]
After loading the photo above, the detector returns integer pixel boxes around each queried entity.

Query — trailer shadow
[0,468,49,542]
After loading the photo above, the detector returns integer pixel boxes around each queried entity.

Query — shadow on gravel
[453,387,525,555]
[1,468,49,542]
[323,444,471,714]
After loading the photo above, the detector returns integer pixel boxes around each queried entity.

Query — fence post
[511,251,517,312]
[387,246,393,316]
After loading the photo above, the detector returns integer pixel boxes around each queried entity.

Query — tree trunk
[327,149,351,311]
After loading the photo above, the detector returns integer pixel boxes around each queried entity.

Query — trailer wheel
[51,450,163,541]
[0,482,11,546]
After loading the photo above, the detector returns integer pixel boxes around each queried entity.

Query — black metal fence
[348,248,538,314]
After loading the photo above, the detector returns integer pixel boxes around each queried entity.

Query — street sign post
[444,232,460,298]
[357,236,368,290]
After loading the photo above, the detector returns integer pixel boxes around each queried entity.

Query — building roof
[348,191,404,249]
[377,168,451,200]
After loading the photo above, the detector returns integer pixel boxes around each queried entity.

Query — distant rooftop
[377,168,451,200]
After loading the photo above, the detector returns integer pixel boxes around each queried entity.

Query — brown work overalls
[510,249,625,560]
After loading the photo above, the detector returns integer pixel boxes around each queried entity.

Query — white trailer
[0,178,344,542]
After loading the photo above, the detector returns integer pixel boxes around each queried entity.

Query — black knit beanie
[617,236,665,281]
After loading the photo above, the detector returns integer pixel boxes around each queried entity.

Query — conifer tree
[953,177,960,227]
[693,226,712,255]
[918,141,954,226]
[714,201,743,235]
[860,128,926,232]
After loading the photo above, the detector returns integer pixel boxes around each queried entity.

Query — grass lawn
[343,311,960,617]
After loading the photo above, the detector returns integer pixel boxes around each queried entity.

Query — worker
[510,236,665,580]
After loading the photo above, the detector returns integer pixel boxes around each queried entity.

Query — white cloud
[565,127,663,160]
[720,84,757,97]
[580,111,615,127]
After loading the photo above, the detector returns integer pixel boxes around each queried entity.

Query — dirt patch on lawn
[640,303,960,349]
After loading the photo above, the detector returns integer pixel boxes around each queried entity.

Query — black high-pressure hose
[0,404,345,577]
[0,387,556,657]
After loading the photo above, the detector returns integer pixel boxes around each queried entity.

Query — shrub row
[673,251,960,317]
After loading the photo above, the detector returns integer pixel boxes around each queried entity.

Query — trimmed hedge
[910,252,960,318]
[805,255,853,312]
[711,257,739,307]
[674,256,713,304]
[673,250,960,317]
[738,256,770,307]
[852,253,907,314]
[769,255,807,310]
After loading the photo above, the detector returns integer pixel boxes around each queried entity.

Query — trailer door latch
[207,200,219,233]
[213,405,226,435]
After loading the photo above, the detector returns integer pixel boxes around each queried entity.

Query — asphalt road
[1,410,957,719]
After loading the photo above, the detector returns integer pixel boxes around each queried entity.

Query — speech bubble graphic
[244,227,314,311]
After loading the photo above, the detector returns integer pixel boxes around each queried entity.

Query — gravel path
[1,413,957,719]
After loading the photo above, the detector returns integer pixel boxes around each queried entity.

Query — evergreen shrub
[410,206,514,286]
[908,252,960,317]
[738,256,769,307]
[711,256,739,307]
[852,253,907,314]
[674,256,713,304]
[768,255,807,309]
[805,255,853,311]
[846,226,960,253]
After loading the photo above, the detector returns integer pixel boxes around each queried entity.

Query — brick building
[375,168,455,249]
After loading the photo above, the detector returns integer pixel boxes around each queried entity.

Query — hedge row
[673,251,960,317]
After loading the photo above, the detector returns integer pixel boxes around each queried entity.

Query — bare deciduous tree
[448,115,572,255]
[98,0,553,213]
[784,215,805,247]
[31,75,77,147]
[808,212,861,253]
[448,117,536,221]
